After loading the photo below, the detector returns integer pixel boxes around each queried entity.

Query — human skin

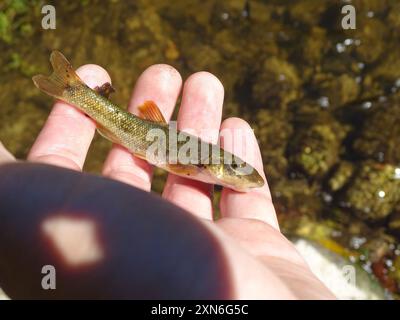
[0,63,335,299]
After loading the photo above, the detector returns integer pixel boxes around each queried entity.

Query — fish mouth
[251,169,265,188]
[256,174,265,187]
[246,178,265,190]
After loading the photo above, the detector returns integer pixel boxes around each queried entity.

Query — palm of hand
[0,63,334,299]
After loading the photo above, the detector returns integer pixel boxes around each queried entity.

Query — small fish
[32,51,264,192]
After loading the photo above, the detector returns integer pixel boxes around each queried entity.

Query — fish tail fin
[32,51,83,99]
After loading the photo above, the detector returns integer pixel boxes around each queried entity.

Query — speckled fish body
[32,51,264,191]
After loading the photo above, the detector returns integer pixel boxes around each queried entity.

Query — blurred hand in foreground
[0,63,334,299]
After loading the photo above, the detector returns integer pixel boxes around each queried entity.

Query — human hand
[0,63,334,299]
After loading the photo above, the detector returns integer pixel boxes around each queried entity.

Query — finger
[219,118,279,229]
[0,163,230,299]
[0,141,15,164]
[28,64,111,170]
[162,72,224,220]
[102,64,182,191]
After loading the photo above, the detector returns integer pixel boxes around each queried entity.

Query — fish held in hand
[32,51,264,192]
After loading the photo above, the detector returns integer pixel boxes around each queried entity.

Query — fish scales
[32,51,265,191]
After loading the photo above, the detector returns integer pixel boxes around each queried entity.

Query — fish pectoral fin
[138,100,167,124]
[166,164,198,177]
[94,82,115,98]
[97,125,120,144]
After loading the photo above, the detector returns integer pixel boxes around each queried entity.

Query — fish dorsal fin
[138,100,167,124]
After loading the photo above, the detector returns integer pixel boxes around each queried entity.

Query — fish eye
[230,161,246,170]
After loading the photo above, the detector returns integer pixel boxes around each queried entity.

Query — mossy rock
[342,162,400,221]
[252,56,301,109]
[353,98,400,164]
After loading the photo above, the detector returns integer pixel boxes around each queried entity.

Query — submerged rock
[353,17,387,64]
[287,112,347,178]
[293,238,387,300]
[328,161,355,192]
[254,109,292,182]
[370,50,400,90]
[342,162,400,221]
[252,56,301,109]
[288,0,328,26]
[353,98,400,164]
[312,73,360,109]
